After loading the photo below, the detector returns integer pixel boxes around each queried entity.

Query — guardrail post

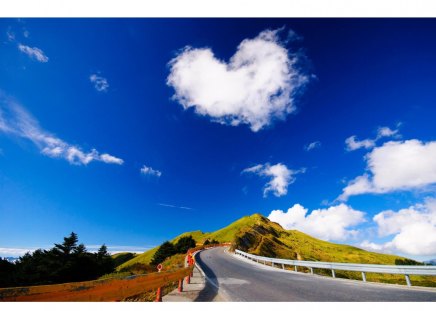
[178,279,183,292]
[310,267,313,275]
[155,287,162,302]
[282,264,285,270]
[405,274,411,287]
[272,262,275,268]
[294,266,297,272]
[331,270,336,278]
[361,272,366,282]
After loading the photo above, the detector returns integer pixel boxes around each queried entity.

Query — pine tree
[150,241,176,265]
[174,236,196,253]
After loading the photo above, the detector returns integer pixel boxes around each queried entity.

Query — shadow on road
[194,251,220,302]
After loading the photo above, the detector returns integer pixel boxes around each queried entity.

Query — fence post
[155,264,163,302]
[361,272,366,282]
[178,279,183,292]
[405,274,411,287]
[155,287,162,302]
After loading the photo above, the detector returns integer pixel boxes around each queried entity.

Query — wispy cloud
[140,165,162,177]
[6,29,15,41]
[158,203,192,210]
[304,140,321,151]
[345,125,400,151]
[243,162,305,197]
[0,92,124,165]
[18,44,49,63]
[89,74,109,92]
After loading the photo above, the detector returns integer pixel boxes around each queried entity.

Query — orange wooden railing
[0,243,231,302]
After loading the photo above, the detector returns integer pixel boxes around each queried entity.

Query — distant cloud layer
[89,74,109,92]
[0,93,123,165]
[0,245,152,257]
[140,165,162,177]
[243,162,304,197]
[340,139,436,200]
[167,29,310,132]
[268,203,365,241]
[18,44,49,62]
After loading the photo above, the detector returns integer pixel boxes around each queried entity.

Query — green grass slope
[233,214,405,264]
[118,213,415,269]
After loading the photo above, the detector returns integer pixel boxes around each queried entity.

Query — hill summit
[118,213,412,270]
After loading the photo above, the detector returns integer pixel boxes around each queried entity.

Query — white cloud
[6,30,15,41]
[89,74,109,92]
[0,93,123,166]
[340,139,436,200]
[18,44,49,62]
[360,198,436,256]
[140,165,162,177]
[100,153,124,165]
[377,126,399,139]
[167,28,310,132]
[242,163,304,197]
[345,125,399,151]
[345,136,376,151]
[268,203,365,241]
[304,140,321,151]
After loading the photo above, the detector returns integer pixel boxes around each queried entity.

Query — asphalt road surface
[195,247,436,302]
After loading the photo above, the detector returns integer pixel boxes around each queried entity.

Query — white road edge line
[194,248,235,302]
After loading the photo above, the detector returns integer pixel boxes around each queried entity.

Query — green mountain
[118,213,413,271]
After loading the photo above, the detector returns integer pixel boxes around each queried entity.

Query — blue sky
[1,19,436,261]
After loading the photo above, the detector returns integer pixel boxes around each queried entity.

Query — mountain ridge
[117,213,414,270]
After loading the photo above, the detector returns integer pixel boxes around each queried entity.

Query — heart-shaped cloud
[167,29,310,132]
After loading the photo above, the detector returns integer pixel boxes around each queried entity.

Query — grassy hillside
[116,230,207,271]
[117,213,436,286]
[119,213,409,269]
[232,214,405,264]
[111,252,137,268]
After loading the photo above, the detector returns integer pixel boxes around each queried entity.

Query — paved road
[195,247,436,302]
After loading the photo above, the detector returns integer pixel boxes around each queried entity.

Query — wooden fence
[0,243,231,302]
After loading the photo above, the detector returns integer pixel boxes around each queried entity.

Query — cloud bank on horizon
[167,28,311,132]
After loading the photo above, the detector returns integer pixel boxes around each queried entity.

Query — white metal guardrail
[235,249,436,286]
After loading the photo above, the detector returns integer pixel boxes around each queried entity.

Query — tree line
[150,236,196,265]
[0,232,115,288]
